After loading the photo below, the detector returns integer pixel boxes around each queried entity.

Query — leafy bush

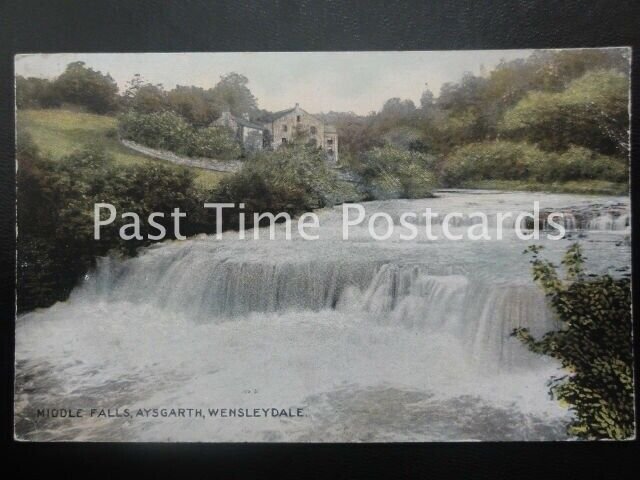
[119,111,241,160]
[217,145,339,221]
[543,146,628,183]
[513,244,633,440]
[441,141,627,186]
[119,111,194,153]
[357,146,437,199]
[16,140,216,311]
[500,70,629,156]
[441,141,548,186]
[188,126,241,159]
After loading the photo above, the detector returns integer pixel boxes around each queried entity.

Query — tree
[527,48,629,92]
[419,87,435,111]
[382,126,427,152]
[325,113,384,158]
[167,85,220,127]
[418,86,436,121]
[209,72,257,117]
[123,74,168,114]
[500,70,629,156]
[16,76,61,109]
[513,244,633,440]
[53,61,119,113]
[380,98,417,120]
[436,73,489,145]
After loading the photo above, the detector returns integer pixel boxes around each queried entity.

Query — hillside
[17,109,227,189]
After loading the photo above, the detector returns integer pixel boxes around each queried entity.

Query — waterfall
[70,191,629,371]
[75,240,560,373]
[542,204,630,231]
[16,191,630,441]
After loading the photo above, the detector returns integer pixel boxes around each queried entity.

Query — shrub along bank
[440,141,628,189]
[118,111,241,160]
[513,244,633,440]
[17,138,347,312]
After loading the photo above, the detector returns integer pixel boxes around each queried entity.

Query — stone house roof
[215,110,265,131]
[234,116,265,131]
[257,107,296,123]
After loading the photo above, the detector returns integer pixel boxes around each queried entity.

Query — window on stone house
[327,138,333,145]
[282,125,288,132]
[282,138,287,144]
[296,115,301,123]
[310,126,317,135]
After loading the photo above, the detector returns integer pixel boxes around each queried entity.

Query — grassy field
[17,109,227,190]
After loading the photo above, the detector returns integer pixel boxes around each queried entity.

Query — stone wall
[120,139,242,172]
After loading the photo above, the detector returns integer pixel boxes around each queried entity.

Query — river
[15,190,631,441]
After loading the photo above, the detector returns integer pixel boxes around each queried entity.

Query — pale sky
[15,51,534,115]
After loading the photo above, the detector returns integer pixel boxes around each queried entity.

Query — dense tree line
[17,63,263,161]
[17,50,629,193]
[17,62,119,113]
[120,71,258,124]
[323,48,629,191]
[17,62,259,122]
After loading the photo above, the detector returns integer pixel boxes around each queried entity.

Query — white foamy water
[15,191,631,441]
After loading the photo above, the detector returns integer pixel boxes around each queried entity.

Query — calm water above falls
[15,191,631,441]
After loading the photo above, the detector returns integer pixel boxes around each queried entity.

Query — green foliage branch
[512,244,634,439]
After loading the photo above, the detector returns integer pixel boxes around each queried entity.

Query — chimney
[295,103,299,108]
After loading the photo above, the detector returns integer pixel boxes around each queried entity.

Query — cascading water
[15,191,631,441]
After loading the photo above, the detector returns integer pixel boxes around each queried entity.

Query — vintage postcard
[14,49,633,441]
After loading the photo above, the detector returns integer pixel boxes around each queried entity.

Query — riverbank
[458,179,628,196]
[15,191,631,441]
[19,109,627,197]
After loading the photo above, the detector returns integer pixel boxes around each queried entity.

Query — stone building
[214,104,339,162]
[261,103,339,163]
[213,110,265,153]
